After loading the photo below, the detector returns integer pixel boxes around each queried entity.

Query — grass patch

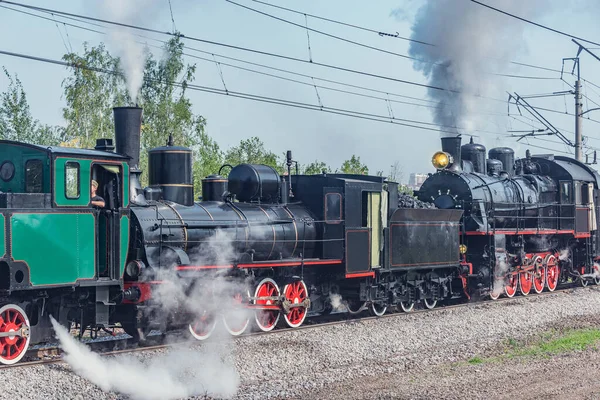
[465,327,600,366]
[512,328,600,356]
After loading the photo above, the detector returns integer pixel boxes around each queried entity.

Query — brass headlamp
[432,151,453,170]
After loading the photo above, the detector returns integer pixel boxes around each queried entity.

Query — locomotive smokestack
[113,106,142,169]
[113,106,145,204]
[441,135,462,171]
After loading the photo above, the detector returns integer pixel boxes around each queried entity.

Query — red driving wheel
[188,310,217,340]
[254,278,281,332]
[533,256,545,294]
[519,270,532,296]
[0,304,30,365]
[283,280,309,328]
[504,272,518,298]
[546,255,560,291]
[222,289,250,336]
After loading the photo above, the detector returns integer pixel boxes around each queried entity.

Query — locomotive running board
[175,259,343,271]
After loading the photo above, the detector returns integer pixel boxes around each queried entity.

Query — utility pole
[562,55,582,161]
[575,79,583,161]
[571,38,600,162]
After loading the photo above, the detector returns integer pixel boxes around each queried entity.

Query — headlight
[432,151,452,169]
[459,244,467,254]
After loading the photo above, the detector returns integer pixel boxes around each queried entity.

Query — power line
[249,0,433,46]
[3,47,561,146]
[181,49,512,134]
[0,4,105,35]
[3,3,594,151]
[247,0,564,75]
[1,2,513,124]
[225,0,557,80]
[0,0,515,104]
[0,2,437,108]
[224,0,419,62]
[0,48,475,135]
[470,0,600,47]
[0,48,586,155]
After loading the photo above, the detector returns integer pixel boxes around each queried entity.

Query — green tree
[137,36,213,190]
[224,137,280,170]
[60,36,220,195]
[388,161,403,183]
[0,67,65,145]
[399,185,414,195]
[193,127,224,190]
[340,155,368,175]
[62,42,128,148]
[303,160,332,175]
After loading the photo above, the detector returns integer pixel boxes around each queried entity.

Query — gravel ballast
[3,287,600,400]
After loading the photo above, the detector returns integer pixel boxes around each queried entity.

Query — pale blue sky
[1,0,600,181]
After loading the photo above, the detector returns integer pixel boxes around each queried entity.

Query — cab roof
[0,140,129,160]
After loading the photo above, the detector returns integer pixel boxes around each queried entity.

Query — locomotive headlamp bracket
[432,151,453,169]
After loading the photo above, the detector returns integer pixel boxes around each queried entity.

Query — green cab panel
[54,158,92,207]
[0,214,5,257]
[0,143,50,194]
[120,215,130,277]
[11,213,95,286]
[122,162,129,208]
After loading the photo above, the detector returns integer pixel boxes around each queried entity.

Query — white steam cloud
[50,229,257,399]
[559,248,570,261]
[405,0,551,137]
[492,252,509,297]
[150,229,256,339]
[96,0,163,103]
[329,292,344,311]
[50,316,239,400]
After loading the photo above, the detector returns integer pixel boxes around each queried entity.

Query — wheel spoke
[283,280,308,328]
[505,273,518,298]
[223,288,250,336]
[254,278,281,332]
[0,304,30,365]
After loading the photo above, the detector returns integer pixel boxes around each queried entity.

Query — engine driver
[91,180,105,208]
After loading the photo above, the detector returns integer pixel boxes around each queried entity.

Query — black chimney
[95,138,115,152]
[441,135,462,171]
[113,106,145,204]
[489,147,515,177]
[113,107,142,169]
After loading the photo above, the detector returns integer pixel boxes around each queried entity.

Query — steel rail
[2,283,595,370]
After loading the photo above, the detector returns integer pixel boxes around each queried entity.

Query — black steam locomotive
[418,135,600,298]
[0,105,597,365]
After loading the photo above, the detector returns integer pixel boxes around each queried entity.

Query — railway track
[3,282,596,370]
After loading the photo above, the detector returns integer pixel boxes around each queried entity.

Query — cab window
[325,193,342,223]
[25,159,43,193]
[65,162,80,199]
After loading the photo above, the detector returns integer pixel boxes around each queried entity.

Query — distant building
[408,173,428,190]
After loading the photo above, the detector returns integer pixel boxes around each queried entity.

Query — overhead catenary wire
[0,0,528,122]
[180,49,512,125]
[249,0,434,46]
[246,0,564,75]
[2,1,597,152]
[0,3,514,129]
[470,0,600,47]
[0,48,474,136]
[0,2,526,126]
[5,47,598,154]
[0,1,435,109]
[0,0,523,105]
[224,0,558,80]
